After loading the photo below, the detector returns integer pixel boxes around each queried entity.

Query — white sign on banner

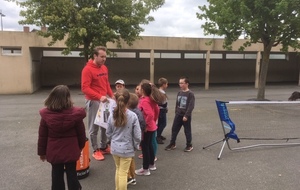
[94,98,116,129]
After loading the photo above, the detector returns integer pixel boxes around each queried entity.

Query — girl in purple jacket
[38,85,86,190]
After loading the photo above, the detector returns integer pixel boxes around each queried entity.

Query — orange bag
[76,138,90,179]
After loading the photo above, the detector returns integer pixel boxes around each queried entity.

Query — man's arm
[106,75,114,98]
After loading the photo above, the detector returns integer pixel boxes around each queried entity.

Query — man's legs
[86,100,107,160]
[100,127,108,149]
[86,100,100,151]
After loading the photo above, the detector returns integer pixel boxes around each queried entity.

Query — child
[106,89,141,190]
[135,84,142,98]
[135,80,165,176]
[165,76,195,152]
[37,85,86,190]
[115,79,125,93]
[156,77,168,144]
[127,93,146,185]
[136,81,161,160]
[134,84,145,157]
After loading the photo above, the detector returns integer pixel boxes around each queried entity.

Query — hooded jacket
[138,96,159,132]
[37,107,86,164]
[106,109,142,157]
[81,59,114,100]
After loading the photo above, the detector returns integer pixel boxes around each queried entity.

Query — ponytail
[140,79,166,104]
[113,89,130,127]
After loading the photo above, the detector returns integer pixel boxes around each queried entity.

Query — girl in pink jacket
[135,80,165,176]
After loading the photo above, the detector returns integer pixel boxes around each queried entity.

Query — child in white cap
[115,79,125,92]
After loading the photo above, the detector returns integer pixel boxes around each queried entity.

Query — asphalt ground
[0,84,300,190]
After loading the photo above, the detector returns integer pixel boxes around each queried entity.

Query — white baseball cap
[115,79,125,85]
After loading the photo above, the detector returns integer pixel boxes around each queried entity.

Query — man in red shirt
[81,46,114,161]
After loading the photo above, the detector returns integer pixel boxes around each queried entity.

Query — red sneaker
[92,150,104,161]
[138,154,143,159]
[100,146,111,155]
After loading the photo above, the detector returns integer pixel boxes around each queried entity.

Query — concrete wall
[38,54,298,87]
[0,30,299,94]
[0,31,67,94]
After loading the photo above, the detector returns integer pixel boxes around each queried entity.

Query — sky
[0,0,210,38]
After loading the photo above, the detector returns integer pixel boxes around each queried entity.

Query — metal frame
[203,100,300,160]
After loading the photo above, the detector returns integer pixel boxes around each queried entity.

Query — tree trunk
[83,43,89,62]
[256,45,272,100]
[83,38,91,62]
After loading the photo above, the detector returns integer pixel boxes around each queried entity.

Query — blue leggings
[152,130,158,156]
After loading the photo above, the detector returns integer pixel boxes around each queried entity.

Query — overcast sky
[0,0,210,38]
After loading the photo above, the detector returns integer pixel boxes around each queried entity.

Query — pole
[0,10,5,31]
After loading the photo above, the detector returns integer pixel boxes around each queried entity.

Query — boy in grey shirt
[165,76,195,152]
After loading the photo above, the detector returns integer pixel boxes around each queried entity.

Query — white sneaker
[149,164,156,171]
[135,168,151,176]
[127,178,136,185]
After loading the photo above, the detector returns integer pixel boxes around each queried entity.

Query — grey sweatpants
[85,99,108,151]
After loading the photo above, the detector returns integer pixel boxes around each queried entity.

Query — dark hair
[128,93,139,109]
[113,89,130,127]
[158,77,168,87]
[93,46,107,57]
[288,91,300,101]
[140,79,166,104]
[44,85,73,111]
[180,76,190,84]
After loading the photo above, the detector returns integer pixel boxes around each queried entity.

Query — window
[244,54,257,59]
[43,51,81,57]
[269,54,286,60]
[161,53,181,59]
[2,47,22,55]
[184,53,204,59]
[139,52,160,58]
[225,53,257,59]
[110,52,136,58]
[226,54,244,59]
[204,53,223,59]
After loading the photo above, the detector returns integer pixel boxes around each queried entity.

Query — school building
[0,27,299,94]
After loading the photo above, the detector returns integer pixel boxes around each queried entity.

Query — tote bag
[94,98,116,129]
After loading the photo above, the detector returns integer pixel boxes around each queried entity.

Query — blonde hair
[44,85,73,111]
[93,46,107,57]
[113,89,130,127]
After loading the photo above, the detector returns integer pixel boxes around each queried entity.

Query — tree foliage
[197,0,300,100]
[8,0,164,60]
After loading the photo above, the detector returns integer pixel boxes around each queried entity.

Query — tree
[8,0,164,61]
[197,0,300,100]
